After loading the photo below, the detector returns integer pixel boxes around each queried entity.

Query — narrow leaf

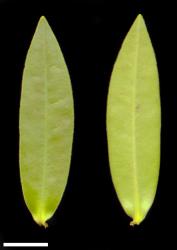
[106,14,161,225]
[19,16,74,227]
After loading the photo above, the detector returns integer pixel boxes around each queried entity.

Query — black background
[0,0,176,249]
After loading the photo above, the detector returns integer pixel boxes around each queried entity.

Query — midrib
[132,20,140,218]
[41,22,48,210]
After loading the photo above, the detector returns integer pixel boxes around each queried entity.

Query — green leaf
[19,16,74,227]
[106,14,161,225]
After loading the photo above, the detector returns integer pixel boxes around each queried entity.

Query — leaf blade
[106,14,161,225]
[19,16,74,227]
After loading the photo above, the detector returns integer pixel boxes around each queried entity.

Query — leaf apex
[39,15,47,22]
[137,13,143,19]
[135,13,145,25]
[38,15,49,27]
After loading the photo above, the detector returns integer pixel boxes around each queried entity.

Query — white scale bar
[3,242,48,247]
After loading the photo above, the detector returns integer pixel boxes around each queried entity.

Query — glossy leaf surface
[107,14,161,225]
[19,16,74,227]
